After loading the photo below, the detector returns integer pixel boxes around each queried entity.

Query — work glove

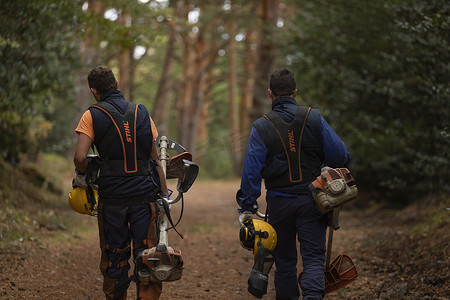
[239,211,253,227]
[72,171,87,188]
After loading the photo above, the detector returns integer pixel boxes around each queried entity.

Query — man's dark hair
[269,68,296,97]
[87,66,118,95]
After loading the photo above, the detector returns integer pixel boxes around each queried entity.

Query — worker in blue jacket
[237,68,350,300]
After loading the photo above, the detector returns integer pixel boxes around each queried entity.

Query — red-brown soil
[0,180,448,299]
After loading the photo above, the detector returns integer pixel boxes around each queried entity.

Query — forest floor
[0,160,449,299]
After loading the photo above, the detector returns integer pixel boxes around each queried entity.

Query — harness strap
[97,118,120,156]
[105,244,131,254]
[133,239,148,250]
[90,102,149,177]
[263,106,311,183]
[108,260,130,269]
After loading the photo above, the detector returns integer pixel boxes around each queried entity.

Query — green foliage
[1,0,448,204]
[0,0,82,162]
[83,0,171,66]
[89,0,174,111]
[0,153,73,248]
[412,196,450,238]
[282,0,450,203]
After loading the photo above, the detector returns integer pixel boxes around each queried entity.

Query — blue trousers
[267,194,327,300]
[100,203,151,279]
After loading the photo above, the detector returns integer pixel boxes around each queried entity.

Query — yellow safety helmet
[240,219,277,259]
[68,186,98,216]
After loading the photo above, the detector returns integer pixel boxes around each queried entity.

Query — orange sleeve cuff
[75,110,95,142]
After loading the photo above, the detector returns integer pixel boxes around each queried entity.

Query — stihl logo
[123,121,132,142]
[288,130,296,152]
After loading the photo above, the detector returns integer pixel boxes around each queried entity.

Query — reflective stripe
[133,239,148,249]
[107,260,129,269]
[105,244,131,254]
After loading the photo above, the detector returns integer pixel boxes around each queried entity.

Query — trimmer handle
[329,207,341,230]
[256,211,266,219]
[165,193,182,205]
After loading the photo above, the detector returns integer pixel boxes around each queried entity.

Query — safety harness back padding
[90,101,150,177]
[262,106,311,183]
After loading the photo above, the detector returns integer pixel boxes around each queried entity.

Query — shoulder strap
[263,106,311,182]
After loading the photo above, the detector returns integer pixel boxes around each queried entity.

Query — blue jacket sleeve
[321,116,351,168]
[238,127,268,212]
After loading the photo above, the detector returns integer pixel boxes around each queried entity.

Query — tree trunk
[251,0,281,123]
[185,29,208,154]
[178,32,194,148]
[151,3,180,136]
[72,0,103,148]
[176,1,220,156]
[228,20,241,175]
[118,10,132,101]
[237,26,259,174]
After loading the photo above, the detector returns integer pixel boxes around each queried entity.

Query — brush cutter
[155,136,193,179]
[138,136,199,283]
[298,167,359,294]
[68,138,198,299]
[248,167,358,295]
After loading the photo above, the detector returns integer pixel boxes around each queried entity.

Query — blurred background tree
[0,0,83,162]
[280,0,449,203]
[0,0,448,204]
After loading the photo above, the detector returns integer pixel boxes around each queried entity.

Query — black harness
[90,101,150,177]
[263,106,311,183]
[255,106,321,191]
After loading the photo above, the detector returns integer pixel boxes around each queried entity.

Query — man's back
[253,97,323,194]
[83,90,158,200]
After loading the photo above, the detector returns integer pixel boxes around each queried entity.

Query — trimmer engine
[140,244,183,283]
[309,167,358,214]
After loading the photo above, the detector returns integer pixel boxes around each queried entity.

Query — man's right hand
[238,211,253,227]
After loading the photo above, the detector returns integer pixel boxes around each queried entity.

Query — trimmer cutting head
[298,253,357,294]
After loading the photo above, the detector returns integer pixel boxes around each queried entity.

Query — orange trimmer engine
[308,167,358,214]
[139,244,183,283]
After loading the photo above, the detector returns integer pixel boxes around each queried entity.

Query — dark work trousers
[267,194,327,300]
[102,203,151,279]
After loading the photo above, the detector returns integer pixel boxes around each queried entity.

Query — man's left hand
[73,174,87,188]
[239,211,253,227]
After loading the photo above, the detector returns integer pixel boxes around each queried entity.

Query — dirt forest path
[1,180,448,299]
